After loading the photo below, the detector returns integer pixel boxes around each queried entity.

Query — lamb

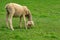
[5,3,34,31]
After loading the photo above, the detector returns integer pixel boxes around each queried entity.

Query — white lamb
[5,3,34,30]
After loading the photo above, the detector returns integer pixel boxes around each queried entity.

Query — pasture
[0,0,60,40]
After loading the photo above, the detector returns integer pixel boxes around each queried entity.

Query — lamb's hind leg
[19,15,22,28]
[6,13,9,28]
[8,8,15,31]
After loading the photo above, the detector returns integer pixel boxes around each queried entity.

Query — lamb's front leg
[23,15,27,29]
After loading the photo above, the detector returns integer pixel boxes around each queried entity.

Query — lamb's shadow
[0,25,34,31]
[14,26,24,29]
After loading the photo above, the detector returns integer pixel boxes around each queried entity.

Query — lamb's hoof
[11,29,14,31]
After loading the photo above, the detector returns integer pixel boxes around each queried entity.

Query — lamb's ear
[31,21,34,26]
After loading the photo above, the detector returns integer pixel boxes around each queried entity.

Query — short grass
[0,0,60,40]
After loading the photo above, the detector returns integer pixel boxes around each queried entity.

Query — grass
[0,0,60,40]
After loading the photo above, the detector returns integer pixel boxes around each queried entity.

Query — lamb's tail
[5,3,9,9]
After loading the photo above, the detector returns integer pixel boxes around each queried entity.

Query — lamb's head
[27,21,34,27]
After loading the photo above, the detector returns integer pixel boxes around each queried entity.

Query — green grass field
[0,0,60,40]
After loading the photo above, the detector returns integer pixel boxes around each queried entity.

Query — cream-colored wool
[5,3,34,30]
